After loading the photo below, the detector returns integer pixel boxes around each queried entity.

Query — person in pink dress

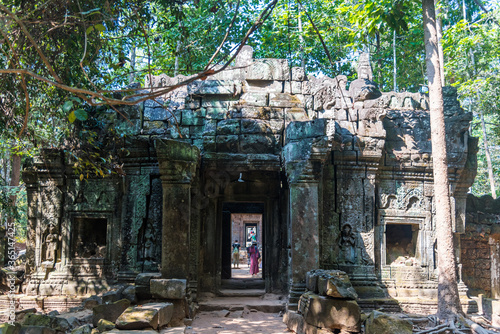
[248,241,260,276]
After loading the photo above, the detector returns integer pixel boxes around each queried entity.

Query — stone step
[220,278,265,290]
[198,295,286,313]
[219,289,265,297]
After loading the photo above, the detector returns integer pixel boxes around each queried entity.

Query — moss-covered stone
[96,319,115,332]
[365,310,413,334]
[22,314,70,332]
[0,323,21,334]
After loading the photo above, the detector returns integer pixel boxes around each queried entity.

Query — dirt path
[186,309,291,334]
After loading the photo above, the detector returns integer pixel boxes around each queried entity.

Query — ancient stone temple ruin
[20,46,481,315]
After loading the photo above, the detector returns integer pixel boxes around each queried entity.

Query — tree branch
[0,0,278,110]
[470,0,500,26]
[0,4,63,83]
[204,0,241,71]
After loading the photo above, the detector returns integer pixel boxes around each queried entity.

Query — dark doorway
[222,202,264,279]
[72,217,107,258]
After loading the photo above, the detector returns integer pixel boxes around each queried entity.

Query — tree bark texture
[422,0,464,320]
[434,0,445,86]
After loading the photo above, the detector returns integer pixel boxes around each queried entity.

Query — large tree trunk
[434,0,445,86]
[422,0,464,321]
[480,110,497,198]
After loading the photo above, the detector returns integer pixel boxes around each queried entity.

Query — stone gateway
[21,48,481,315]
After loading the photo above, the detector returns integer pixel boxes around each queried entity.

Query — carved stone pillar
[157,139,200,279]
[283,120,331,310]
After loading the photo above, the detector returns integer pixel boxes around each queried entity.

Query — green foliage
[443,8,500,195]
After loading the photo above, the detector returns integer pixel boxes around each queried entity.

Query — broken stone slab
[22,313,71,332]
[102,286,126,304]
[97,319,115,332]
[298,292,361,332]
[150,279,187,300]
[315,270,358,300]
[283,310,305,334]
[56,309,92,328]
[283,310,336,334]
[70,324,91,334]
[0,323,20,334]
[18,327,55,334]
[82,296,102,310]
[135,273,162,300]
[14,308,37,322]
[115,302,174,330]
[122,286,137,304]
[92,299,131,327]
[364,310,413,334]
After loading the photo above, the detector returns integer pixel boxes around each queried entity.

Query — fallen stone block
[22,314,71,332]
[14,308,36,323]
[92,299,130,327]
[97,319,115,332]
[122,286,137,304]
[283,310,305,334]
[19,327,55,334]
[115,302,174,330]
[299,292,361,332]
[70,324,91,334]
[364,310,413,334]
[0,323,20,334]
[102,286,126,304]
[135,273,162,300]
[316,270,358,300]
[150,279,187,300]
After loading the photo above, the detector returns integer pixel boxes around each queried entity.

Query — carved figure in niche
[339,224,357,264]
[143,227,155,261]
[44,224,60,262]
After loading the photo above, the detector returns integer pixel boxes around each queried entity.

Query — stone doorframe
[220,202,265,280]
[377,211,432,269]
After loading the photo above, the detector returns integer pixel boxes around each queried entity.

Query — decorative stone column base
[287,282,306,311]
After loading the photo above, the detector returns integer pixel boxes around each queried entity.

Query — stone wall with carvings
[463,195,500,298]
[22,47,478,310]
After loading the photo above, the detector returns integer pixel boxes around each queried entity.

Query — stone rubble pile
[1,278,190,334]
